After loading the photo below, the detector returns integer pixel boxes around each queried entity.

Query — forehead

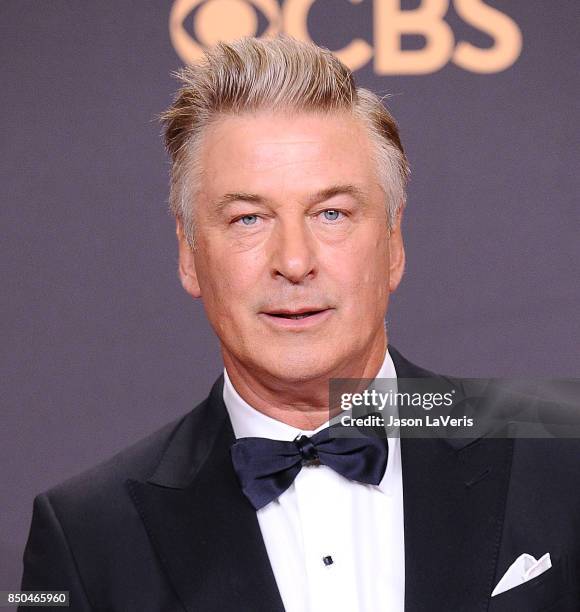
[197,111,379,200]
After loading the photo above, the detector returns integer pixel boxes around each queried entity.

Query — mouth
[264,307,329,318]
[267,309,326,319]
[259,307,333,329]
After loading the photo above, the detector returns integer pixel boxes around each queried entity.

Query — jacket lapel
[127,376,285,612]
[390,347,514,612]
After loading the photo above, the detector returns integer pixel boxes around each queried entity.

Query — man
[21,36,580,611]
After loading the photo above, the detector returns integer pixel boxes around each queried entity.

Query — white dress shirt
[223,349,405,612]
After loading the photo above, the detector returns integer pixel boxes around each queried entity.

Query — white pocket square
[492,552,552,597]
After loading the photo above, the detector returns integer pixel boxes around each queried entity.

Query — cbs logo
[170,0,522,74]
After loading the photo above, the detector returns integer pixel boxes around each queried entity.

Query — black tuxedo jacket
[20,348,580,611]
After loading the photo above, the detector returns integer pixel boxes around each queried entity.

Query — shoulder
[41,412,186,518]
[392,345,580,462]
[36,373,226,526]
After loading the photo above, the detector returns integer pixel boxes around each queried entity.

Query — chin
[256,352,339,384]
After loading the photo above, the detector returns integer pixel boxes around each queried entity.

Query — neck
[223,332,388,430]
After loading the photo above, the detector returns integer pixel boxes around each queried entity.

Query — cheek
[199,250,261,312]
[335,241,390,312]
[345,238,390,284]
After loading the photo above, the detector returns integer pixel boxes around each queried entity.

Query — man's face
[177,111,405,383]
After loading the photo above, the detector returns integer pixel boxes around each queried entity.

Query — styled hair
[161,35,410,249]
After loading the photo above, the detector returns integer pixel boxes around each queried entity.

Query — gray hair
[161,35,410,249]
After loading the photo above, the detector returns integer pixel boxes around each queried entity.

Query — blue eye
[322,210,342,221]
[239,214,258,225]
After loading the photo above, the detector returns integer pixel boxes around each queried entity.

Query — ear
[176,219,201,298]
[388,208,406,293]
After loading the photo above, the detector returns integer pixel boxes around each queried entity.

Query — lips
[273,312,317,319]
[258,307,333,329]
[263,308,328,319]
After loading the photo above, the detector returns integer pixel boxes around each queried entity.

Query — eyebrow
[212,184,368,214]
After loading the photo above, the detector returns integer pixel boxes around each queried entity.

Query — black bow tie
[230,429,388,510]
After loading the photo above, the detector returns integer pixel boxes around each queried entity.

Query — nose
[270,217,317,284]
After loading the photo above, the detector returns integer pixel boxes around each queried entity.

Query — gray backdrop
[2,0,579,596]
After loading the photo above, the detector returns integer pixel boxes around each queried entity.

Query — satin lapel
[401,436,514,612]
[389,346,514,612]
[127,376,285,612]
